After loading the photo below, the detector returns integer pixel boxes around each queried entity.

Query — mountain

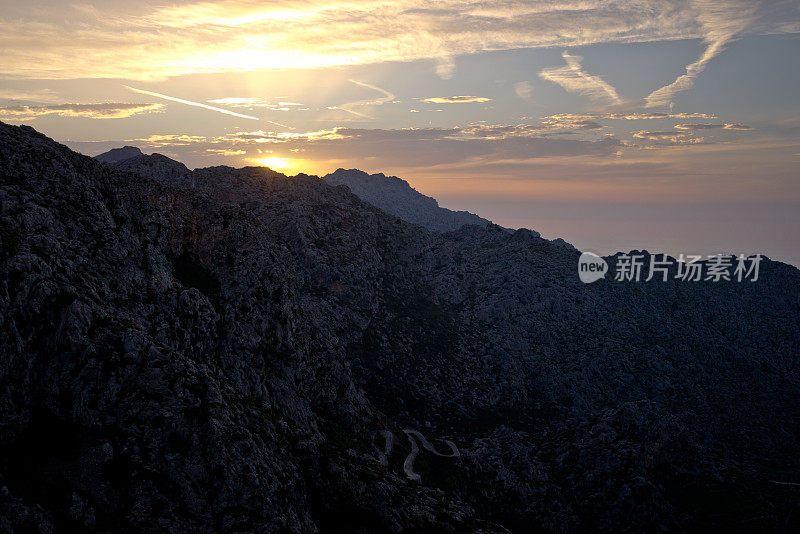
[96,155,550,242]
[2,122,800,532]
[323,168,494,232]
[110,151,192,185]
[94,145,143,164]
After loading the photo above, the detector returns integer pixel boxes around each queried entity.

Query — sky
[2,0,799,265]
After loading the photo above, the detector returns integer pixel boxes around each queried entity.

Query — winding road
[373,428,459,482]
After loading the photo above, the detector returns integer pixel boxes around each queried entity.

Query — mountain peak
[323,168,490,232]
[94,145,143,164]
[100,150,192,190]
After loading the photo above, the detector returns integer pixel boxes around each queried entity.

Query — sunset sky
[2,1,799,264]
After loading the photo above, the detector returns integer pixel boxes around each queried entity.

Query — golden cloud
[206,97,305,110]
[5,1,792,80]
[0,103,164,120]
[422,96,492,104]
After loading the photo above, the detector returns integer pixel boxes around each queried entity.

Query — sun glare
[254,157,292,170]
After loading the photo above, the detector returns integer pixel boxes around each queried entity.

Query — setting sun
[253,156,292,170]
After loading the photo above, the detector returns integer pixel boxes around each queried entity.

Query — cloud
[542,116,604,130]
[545,112,717,121]
[675,122,753,131]
[514,81,533,100]
[674,123,725,130]
[222,129,345,143]
[0,102,164,120]
[435,56,456,80]
[0,89,61,104]
[422,96,492,104]
[633,130,685,140]
[206,97,305,110]
[123,86,260,121]
[539,51,622,105]
[138,134,210,146]
[632,129,708,146]
[3,1,796,80]
[722,123,753,130]
[645,0,758,108]
[535,112,746,139]
[125,124,623,169]
[205,148,247,156]
[329,130,623,167]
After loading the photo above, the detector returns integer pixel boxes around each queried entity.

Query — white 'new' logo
[578,252,608,283]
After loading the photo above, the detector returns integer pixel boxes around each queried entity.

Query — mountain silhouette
[323,168,494,232]
[1,122,799,532]
[94,145,143,164]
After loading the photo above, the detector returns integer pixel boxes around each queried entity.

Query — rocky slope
[323,168,492,232]
[1,122,799,532]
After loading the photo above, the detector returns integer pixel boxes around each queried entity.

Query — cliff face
[1,122,799,532]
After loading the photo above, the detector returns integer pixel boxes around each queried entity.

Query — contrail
[327,105,369,118]
[348,79,394,101]
[264,119,294,129]
[539,52,621,105]
[123,85,259,120]
[644,1,756,108]
[332,79,395,119]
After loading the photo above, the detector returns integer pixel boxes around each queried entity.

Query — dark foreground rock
[1,122,799,532]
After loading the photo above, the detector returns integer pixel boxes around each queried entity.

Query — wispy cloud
[0,89,61,104]
[633,129,708,146]
[539,51,622,105]
[540,112,751,136]
[675,122,754,131]
[1,1,795,80]
[545,112,717,121]
[422,96,492,104]
[722,123,754,130]
[634,130,686,140]
[542,116,604,130]
[514,81,533,100]
[206,97,305,110]
[0,102,164,120]
[123,86,259,120]
[123,123,622,168]
[138,134,210,146]
[645,0,758,108]
[205,148,247,156]
[675,123,726,130]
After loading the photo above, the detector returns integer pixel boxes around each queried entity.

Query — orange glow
[253,157,293,170]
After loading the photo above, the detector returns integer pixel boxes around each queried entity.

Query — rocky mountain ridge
[92,147,495,234]
[94,148,549,242]
[2,122,799,532]
[322,168,493,233]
